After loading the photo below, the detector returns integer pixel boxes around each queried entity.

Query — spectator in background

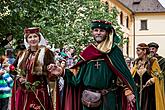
[59,46,68,59]
[0,33,13,48]
[45,39,51,49]
[15,39,26,51]
[54,48,62,61]
[148,42,165,94]
[5,49,15,65]
[4,49,15,110]
[59,59,67,69]
[65,46,76,68]
[125,56,134,70]
[58,59,66,107]
[14,39,26,56]
[0,55,14,110]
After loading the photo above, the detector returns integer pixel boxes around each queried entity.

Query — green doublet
[67,59,117,88]
[64,45,138,110]
[65,59,118,110]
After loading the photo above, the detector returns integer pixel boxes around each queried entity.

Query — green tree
[0,0,123,52]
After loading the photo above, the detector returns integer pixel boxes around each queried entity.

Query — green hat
[91,20,113,32]
[91,20,121,44]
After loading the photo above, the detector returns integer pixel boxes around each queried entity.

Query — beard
[94,35,107,43]
[150,52,156,56]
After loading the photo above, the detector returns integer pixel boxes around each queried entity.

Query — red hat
[24,27,40,35]
[91,20,112,32]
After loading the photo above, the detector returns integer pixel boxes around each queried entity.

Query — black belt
[86,87,118,95]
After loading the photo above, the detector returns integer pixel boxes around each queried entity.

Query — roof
[118,0,165,13]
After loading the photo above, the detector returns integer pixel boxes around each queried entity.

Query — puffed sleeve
[151,58,161,82]
[43,48,56,80]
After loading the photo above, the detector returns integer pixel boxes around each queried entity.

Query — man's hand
[145,78,154,86]
[18,77,26,84]
[47,63,63,76]
[127,94,136,108]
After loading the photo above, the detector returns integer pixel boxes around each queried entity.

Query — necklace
[137,60,147,76]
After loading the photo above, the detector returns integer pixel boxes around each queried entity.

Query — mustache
[95,35,108,37]
[95,35,102,37]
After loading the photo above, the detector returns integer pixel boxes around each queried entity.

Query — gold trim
[106,54,133,91]
[79,55,85,61]
[97,32,113,53]
[87,59,104,64]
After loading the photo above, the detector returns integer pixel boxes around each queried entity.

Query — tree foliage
[0,0,123,51]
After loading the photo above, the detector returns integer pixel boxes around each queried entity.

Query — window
[133,0,141,4]
[126,37,129,55]
[120,12,123,25]
[140,20,148,30]
[126,16,129,28]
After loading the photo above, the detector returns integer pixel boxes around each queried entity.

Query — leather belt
[86,87,118,96]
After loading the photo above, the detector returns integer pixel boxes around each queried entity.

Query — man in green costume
[50,20,139,110]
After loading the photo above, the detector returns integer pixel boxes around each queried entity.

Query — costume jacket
[60,44,139,110]
[132,57,165,110]
[11,46,55,110]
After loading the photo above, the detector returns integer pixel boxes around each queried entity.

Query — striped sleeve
[2,72,14,88]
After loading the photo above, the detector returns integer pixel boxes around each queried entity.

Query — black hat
[148,42,159,49]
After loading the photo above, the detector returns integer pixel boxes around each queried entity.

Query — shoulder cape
[61,44,139,110]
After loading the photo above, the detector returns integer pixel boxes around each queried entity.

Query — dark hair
[16,39,24,44]
[148,42,159,49]
[137,43,150,55]
[6,33,13,40]
[6,33,12,37]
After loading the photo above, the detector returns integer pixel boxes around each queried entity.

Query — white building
[101,0,165,58]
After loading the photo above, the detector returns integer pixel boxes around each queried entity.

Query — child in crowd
[0,55,14,110]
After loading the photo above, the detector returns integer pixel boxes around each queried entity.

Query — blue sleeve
[2,72,14,88]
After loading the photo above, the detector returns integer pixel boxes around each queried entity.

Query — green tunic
[64,45,138,110]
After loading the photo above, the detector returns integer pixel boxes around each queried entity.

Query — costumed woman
[132,43,165,110]
[11,27,57,110]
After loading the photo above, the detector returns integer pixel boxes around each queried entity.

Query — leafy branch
[25,81,46,110]
[9,65,46,109]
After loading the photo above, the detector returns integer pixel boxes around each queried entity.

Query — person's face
[61,61,66,68]
[92,28,108,43]
[69,48,75,54]
[7,35,13,41]
[27,33,40,47]
[136,48,146,58]
[55,60,61,66]
[149,47,157,56]
[125,58,131,67]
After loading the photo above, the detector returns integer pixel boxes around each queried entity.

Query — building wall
[101,0,165,58]
[101,0,134,57]
[134,13,165,58]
